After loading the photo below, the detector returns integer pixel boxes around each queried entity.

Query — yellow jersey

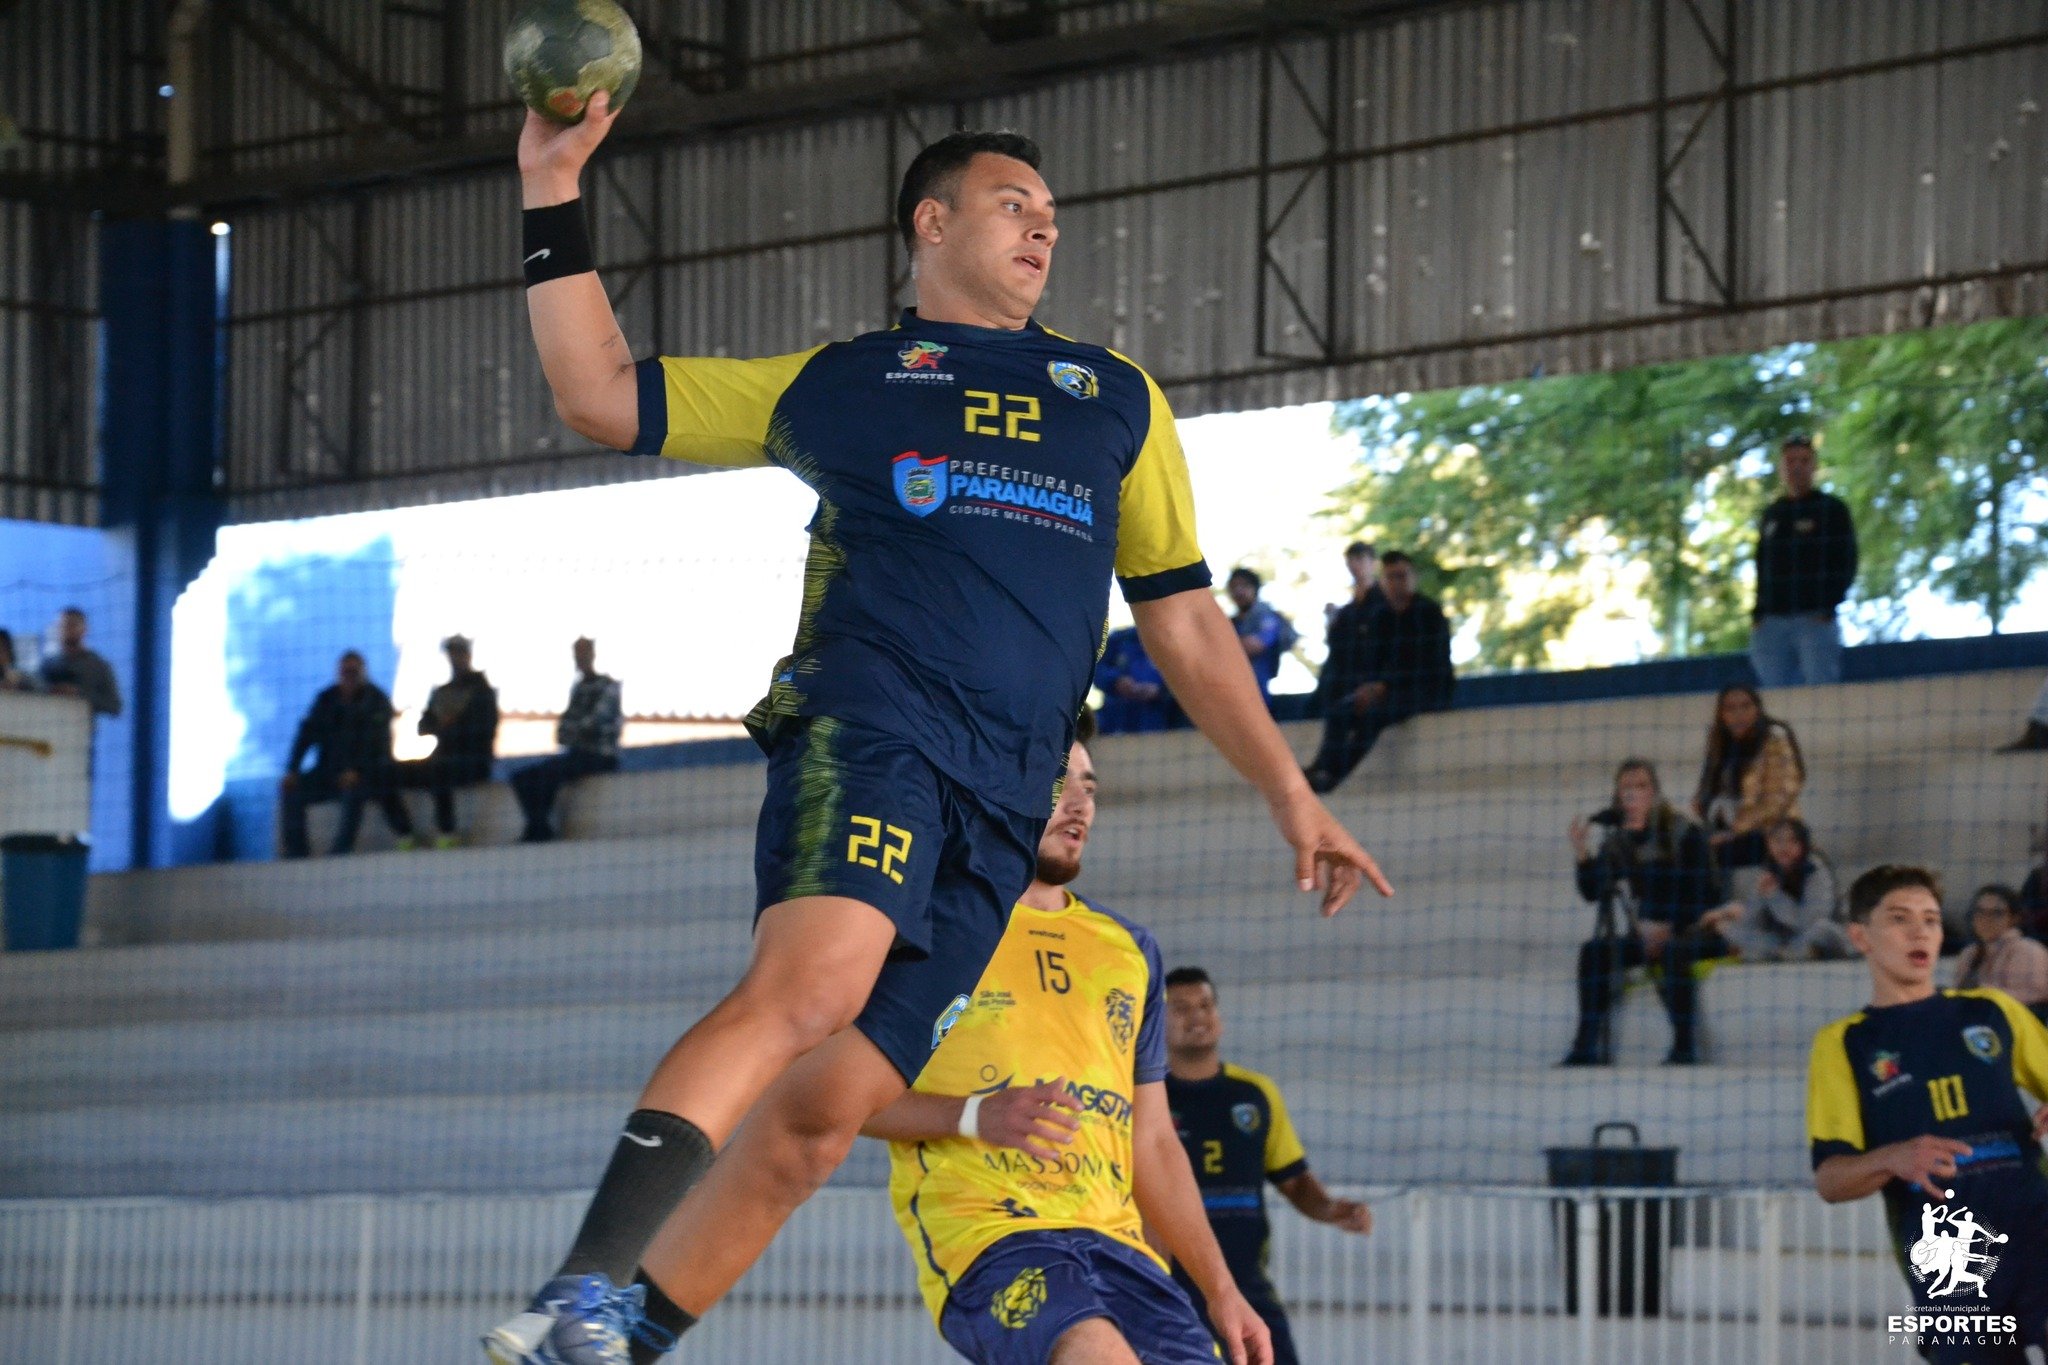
[887,890,1168,1322]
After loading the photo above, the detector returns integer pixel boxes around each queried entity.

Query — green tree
[1819,319,2048,635]
[1329,317,2048,669]
[1330,354,1811,668]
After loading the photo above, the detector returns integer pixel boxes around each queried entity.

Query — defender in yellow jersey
[868,732,1270,1365]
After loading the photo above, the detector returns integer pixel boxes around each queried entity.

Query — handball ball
[504,0,643,125]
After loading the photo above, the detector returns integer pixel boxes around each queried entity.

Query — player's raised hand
[518,90,621,200]
[1271,787,1393,915]
[1882,1135,1973,1201]
[973,1078,1082,1161]
[1203,1285,1274,1365]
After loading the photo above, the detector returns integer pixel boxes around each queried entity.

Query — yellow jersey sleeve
[1806,1016,1866,1164]
[1232,1066,1309,1179]
[1975,988,2048,1102]
[1108,360,1208,600]
[629,349,822,465]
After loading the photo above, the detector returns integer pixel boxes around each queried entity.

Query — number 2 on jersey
[1928,1074,1969,1122]
[1202,1139,1224,1175]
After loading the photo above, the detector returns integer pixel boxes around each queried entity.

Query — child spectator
[1954,884,2048,1010]
[1562,758,1727,1067]
[1698,817,1853,961]
[1690,684,1805,872]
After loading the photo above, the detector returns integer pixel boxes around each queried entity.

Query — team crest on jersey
[893,451,949,516]
[1869,1050,1904,1084]
[1047,360,1098,399]
[932,993,970,1050]
[992,1267,1049,1329]
[1104,988,1136,1050]
[1233,1102,1262,1134]
[1963,1025,2003,1062]
[900,341,948,370]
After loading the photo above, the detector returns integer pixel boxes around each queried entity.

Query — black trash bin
[1,833,89,951]
[1546,1121,1679,1317]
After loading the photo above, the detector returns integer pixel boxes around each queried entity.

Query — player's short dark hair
[896,131,1043,252]
[1165,966,1214,996]
[1073,705,1097,746]
[1379,551,1413,570]
[1847,864,1943,922]
[1344,540,1377,559]
[1227,566,1261,590]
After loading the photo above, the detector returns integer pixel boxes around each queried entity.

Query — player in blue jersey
[484,95,1392,1365]
[1807,864,2048,1363]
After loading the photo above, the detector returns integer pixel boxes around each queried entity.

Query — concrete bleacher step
[0,961,1873,1113]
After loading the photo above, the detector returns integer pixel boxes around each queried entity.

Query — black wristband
[522,199,596,286]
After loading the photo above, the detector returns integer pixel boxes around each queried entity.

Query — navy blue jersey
[1166,1063,1309,1296]
[632,311,1208,816]
[1808,989,2048,1258]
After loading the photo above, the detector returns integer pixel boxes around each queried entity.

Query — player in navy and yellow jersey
[1162,969,1371,1365]
[864,729,1266,1365]
[1807,864,2048,1363]
[489,96,1390,1365]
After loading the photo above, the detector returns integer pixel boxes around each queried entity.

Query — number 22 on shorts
[847,815,913,884]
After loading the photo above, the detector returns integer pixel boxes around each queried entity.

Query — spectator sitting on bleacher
[1303,551,1454,794]
[391,634,499,849]
[1226,567,1296,703]
[1313,540,1385,724]
[1954,884,2048,1013]
[512,636,622,844]
[1689,683,1805,874]
[1562,758,1728,1067]
[1696,817,1854,961]
[2021,803,2047,943]
[38,606,121,718]
[279,649,414,858]
[0,629,35,691]
[1094,624,1177,734]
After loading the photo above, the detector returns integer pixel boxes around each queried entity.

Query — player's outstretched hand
[517,90,621,192]
[1204,1285,1274,1365]
[1328,1198,1373,1234]
[1882,1135,1973,1201]
[973,1078,1081,1161]
[1270,786,1392,915]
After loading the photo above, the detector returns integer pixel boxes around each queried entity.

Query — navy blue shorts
[754,715,1043,1083]
[938,1229,1220,1365]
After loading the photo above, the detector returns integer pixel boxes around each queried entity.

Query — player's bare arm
[1814,1135,1973,1204]
[1277,1171,1373,1234]
[1132,590,1392,913]
[1128,1083,1272,1365]
[517,94,638,449]
[861,1079,1082,1161]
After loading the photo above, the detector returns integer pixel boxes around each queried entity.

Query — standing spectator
[1563,758,1726,1066]
[1750,436,1857,687]
[1999,674,2048,751]
[1302,551,1454,794]
[0,629,35,691]
[278,650,413,858]
[1225,567,1296,702]
[1954,885,2048,1012]
[1094,624,1176,733]
[1690,683,1805,873]
[1315,540,1385,717]
[1698,818,1853,961]
[38,607,121,717]
[392,634,499,848]
[512,637,623,844]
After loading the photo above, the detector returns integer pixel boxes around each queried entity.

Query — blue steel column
[98,218,224,869]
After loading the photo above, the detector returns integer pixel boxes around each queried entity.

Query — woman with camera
[1562,758,1727,1067]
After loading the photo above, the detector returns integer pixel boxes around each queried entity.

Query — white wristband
[958,1093,986,1139]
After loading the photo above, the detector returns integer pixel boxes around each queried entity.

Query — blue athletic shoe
[482,1273,645,1365]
